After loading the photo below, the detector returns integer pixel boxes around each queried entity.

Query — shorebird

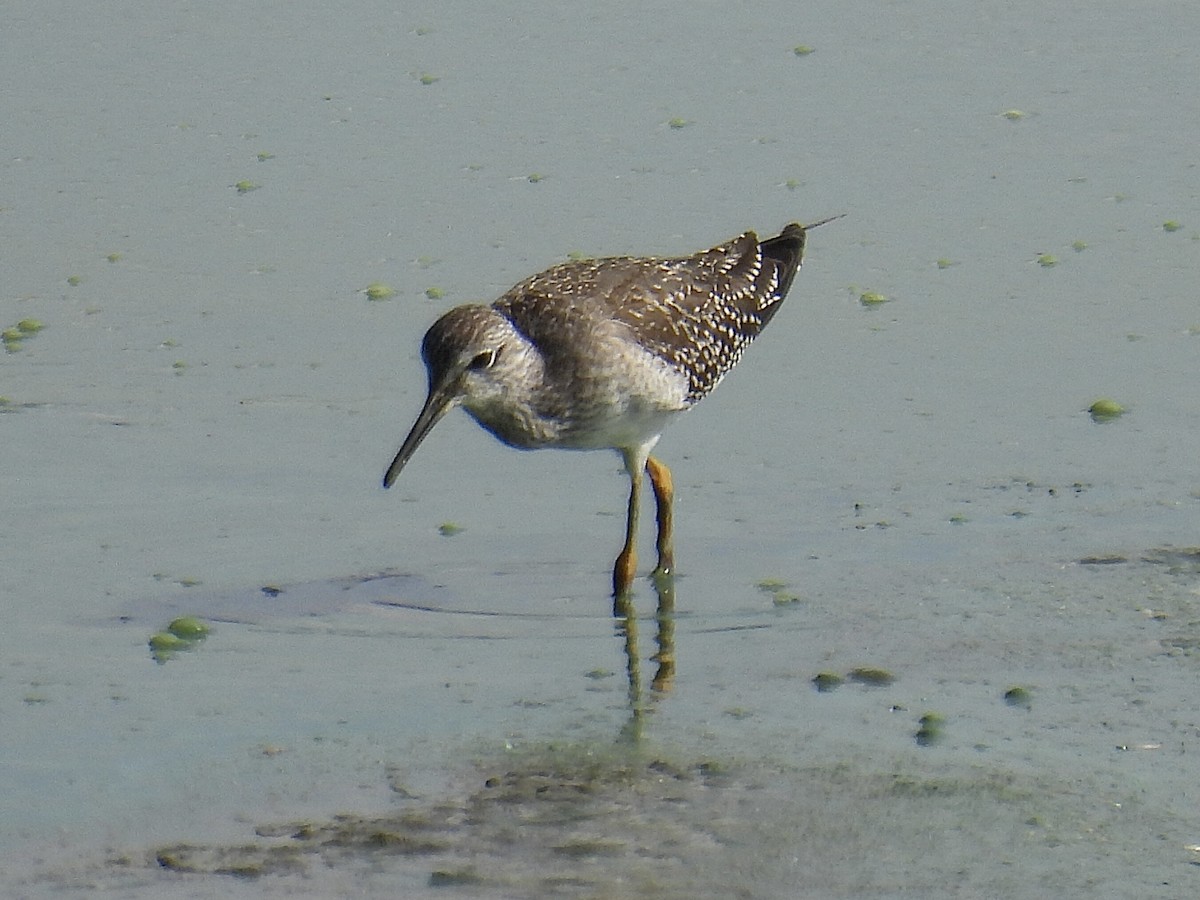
[383,218,838,604]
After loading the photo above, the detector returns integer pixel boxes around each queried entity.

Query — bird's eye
[467,348,501,370]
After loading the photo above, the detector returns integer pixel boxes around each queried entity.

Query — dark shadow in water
[124,567,685,743]
[117,570,454,626]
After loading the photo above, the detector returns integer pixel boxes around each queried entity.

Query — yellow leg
[645,455,675,577]
[613,461,642,602]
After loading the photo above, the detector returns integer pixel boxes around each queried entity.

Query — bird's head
[383,305,518,487]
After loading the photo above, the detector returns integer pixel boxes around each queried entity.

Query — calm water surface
[3,1,1198,896]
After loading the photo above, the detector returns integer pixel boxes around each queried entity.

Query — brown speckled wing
[605,224,807,403]
[493,224,807,404]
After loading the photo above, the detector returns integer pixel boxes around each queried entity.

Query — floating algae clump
[1088,398,1125,423]
[812,672,844,693]
[149,632,188,654]
[168,617,210,640]
[364,283,395,301]
[915,712,946,746]
[149,616,210,662]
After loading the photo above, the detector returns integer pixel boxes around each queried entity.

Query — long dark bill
[382,376,461,488]
[803,213,846,231]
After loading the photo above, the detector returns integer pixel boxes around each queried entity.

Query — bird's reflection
[614,572,676,744]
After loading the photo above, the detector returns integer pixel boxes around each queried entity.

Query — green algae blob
[364,283,395,301]
[1088,398,1125,422]
[149,632,188,652]
[812,672,844,693]
[149,616,210,661]
[168,617,210,640]
[915,712,946,746]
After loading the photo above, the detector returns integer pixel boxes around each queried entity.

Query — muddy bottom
[52,733,1171,899]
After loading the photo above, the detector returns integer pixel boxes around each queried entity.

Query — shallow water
[4,1,1200,897]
